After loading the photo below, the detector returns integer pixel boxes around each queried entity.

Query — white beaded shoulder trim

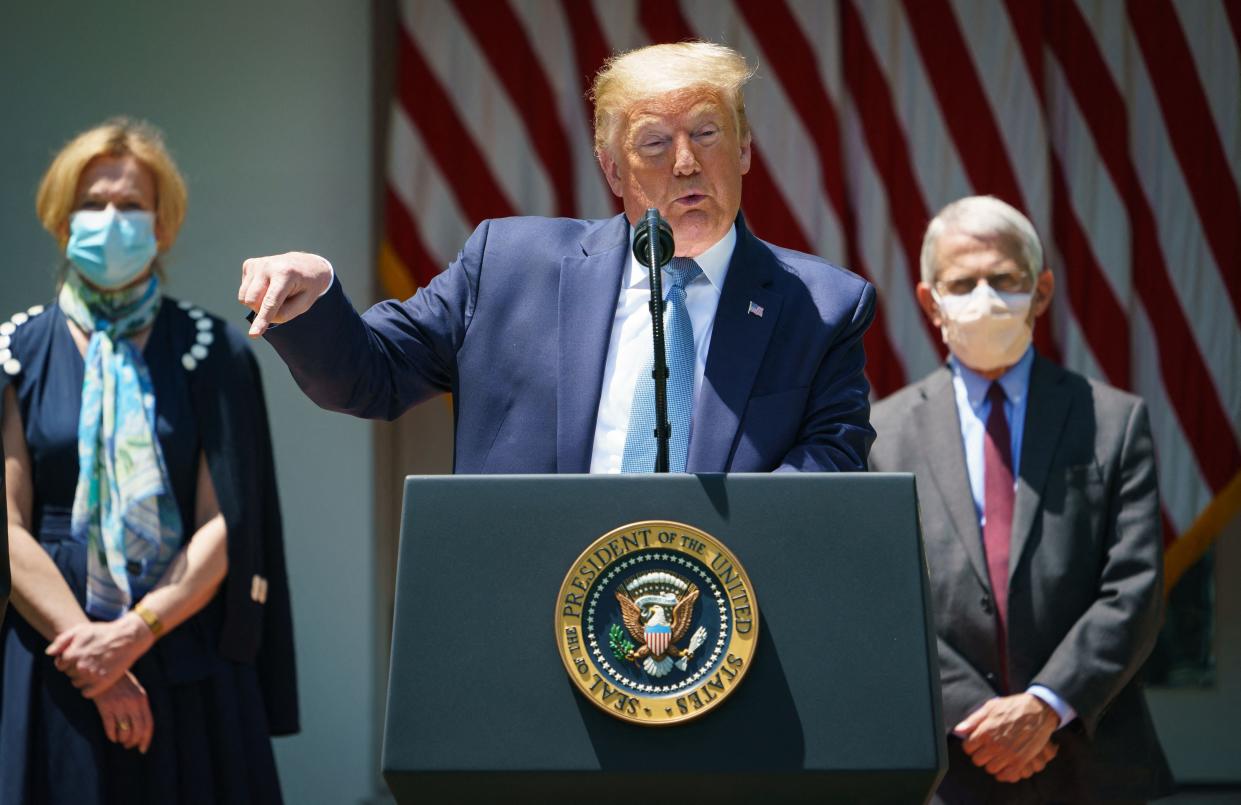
[176,300,216,372]
[0,304,47,376]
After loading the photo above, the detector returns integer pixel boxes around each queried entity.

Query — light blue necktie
[621,258,702,473]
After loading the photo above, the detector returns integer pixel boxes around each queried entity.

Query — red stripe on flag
[1048,155,1131,388]
[1048,1,1241,493]
[453,0,577,218]
[1004,0,1130,386]
[560,0,611,100]
[635,1,819,260]
[901,0,1026,211]
[1127,0,1241,324]
[841,0,945,357]
[395,23,515,224]
[736,0,850,217]
[385,186,442,289]
[738,0,908,395]
[1000,0,1075,367]
[742,146,813,254]
[1222,0,1241,81]
[1161,509,1177,551]
[1003,0,1044,102]
[560,0,623,214]
[638,0,690,44]
[901,0,1063,365]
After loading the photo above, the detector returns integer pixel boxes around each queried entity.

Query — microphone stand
[638,208,673,473]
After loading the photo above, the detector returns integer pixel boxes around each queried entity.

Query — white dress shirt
[589,224,736,473]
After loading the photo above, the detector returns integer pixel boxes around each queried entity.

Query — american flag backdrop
[380,0,1241,589]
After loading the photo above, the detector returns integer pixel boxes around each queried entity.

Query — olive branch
[609,623,636,662]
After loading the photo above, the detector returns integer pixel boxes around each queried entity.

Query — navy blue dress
[0,301,285,805]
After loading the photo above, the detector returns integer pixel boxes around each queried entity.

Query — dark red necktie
[983,382,1014,689]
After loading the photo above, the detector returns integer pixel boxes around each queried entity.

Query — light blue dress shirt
[948,346,1076,729]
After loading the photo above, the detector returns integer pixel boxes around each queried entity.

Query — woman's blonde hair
[36,117,187,252]
[591,42,755,157]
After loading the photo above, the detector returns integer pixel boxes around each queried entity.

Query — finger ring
[117,719,132,731]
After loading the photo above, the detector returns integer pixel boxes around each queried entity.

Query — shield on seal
[645,622,671,656]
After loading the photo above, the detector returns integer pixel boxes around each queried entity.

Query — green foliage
[609,623,636,662]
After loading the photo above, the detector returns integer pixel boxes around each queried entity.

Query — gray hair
[919,196,1044,284]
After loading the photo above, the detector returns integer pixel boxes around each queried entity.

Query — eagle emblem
[613,571,709,677]
[557,520,761,725]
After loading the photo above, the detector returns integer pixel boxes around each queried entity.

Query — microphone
[633,208,674,268]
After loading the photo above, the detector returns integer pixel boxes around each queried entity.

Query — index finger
[954,698,996,737]
[249,275,291,337]
[46,629,75,656]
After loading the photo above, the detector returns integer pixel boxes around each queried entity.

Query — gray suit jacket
[871,356,1172,803]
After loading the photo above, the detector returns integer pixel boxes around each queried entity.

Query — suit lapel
[687,216,781,472]
[1009,355,1072,581]
[916,368,992,590]
[556,215,629,473]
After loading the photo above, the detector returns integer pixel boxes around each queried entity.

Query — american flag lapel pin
[747,300,764,318]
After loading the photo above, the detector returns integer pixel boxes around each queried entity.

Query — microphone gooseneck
[636,208,675,473]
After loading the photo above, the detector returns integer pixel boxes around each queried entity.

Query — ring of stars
[584,550,731,696]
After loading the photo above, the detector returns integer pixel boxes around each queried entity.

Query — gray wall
[1,3,379,803]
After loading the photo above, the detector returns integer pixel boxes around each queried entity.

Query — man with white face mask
[871,197,1171,804]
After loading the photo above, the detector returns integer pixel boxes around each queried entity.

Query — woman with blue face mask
[0,118,298,804]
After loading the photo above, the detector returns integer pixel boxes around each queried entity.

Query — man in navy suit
[238,42,875,473]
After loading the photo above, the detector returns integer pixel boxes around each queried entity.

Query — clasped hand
[94,671,154,754]
[47,615,157,752]
[954,693,1060,783]
[47,614,154,699]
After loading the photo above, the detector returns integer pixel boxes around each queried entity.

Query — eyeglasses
[935,271,1033,296]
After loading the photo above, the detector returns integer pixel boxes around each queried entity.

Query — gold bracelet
[132,603,164,638]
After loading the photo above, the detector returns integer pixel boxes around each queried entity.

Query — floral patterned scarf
[59,271,183,619]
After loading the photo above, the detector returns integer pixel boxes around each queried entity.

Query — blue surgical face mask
[66,208,158,290]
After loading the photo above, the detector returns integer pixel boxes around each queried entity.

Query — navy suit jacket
[265,213,876,473]
[1,435,8,624]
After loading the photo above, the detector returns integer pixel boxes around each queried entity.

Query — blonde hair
[920,195,1044,284]
[591,41,755,157]
[36,117,188,252]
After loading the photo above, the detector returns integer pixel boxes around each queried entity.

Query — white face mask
[933,282,1033,372]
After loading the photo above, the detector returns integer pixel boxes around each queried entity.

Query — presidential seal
[555,521,758,725]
